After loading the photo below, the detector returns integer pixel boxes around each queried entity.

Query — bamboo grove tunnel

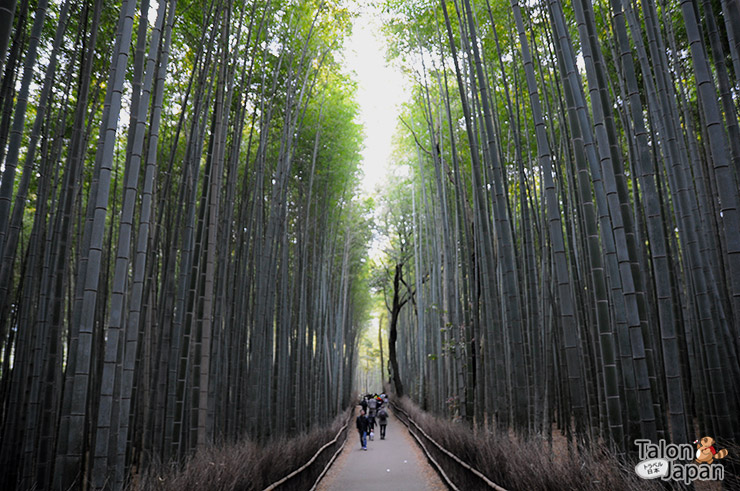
[0,0,739,489]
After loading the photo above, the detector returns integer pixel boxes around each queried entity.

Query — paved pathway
[317,406,447,491]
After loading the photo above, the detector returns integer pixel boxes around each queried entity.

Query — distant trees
[374,184,416,398]
[379,0,740,455]
[0,1,371,489]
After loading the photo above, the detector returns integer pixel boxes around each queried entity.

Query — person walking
[366,394,377,441]
[356,409,369,450]
[367,394,377,415]
[377,407,388,439]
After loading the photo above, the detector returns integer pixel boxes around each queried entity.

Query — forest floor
[316,406,447,491]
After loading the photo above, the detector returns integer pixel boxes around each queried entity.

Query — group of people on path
[355,393,389,450]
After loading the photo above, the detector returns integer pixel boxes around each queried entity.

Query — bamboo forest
[1,0,739,489]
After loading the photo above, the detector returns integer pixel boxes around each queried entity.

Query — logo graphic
[635,437,727,484]
[694,436,728,464]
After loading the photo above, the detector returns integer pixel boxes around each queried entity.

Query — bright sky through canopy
[343,4,407,196]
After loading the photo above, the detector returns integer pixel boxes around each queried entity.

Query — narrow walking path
[317,406,447,490]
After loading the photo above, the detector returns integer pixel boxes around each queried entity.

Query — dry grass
[395,397,668,491]
[132,409,351,491]
[132,400,739,491]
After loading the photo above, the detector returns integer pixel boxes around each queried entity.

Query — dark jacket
[356,414,369,433]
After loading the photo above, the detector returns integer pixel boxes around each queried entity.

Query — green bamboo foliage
[2,0,740,486]
[379,0,740,454]
[0,1,371,489]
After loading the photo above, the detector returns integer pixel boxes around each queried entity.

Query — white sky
[342,4,408,197]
